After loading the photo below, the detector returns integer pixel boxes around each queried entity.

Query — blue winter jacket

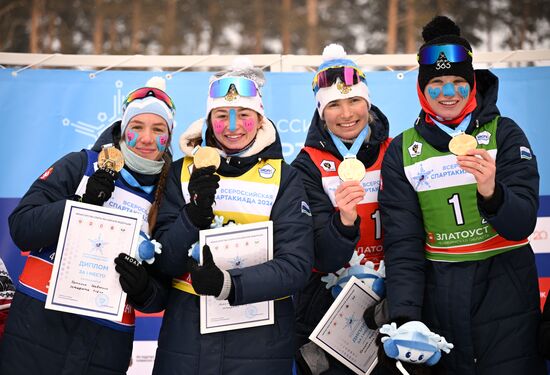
[151,119,314,375]
[379,70,546,375]
[2,122,169,375]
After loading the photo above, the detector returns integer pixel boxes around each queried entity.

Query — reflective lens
[417,44,472,65]
[312,66,366,91]
[209,77,258,98]
[123,87,176,113]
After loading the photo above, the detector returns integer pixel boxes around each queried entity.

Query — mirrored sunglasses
[209,77,258,98]
[312,66,365,92]
[417,44,472,65]
[123,87,176,113]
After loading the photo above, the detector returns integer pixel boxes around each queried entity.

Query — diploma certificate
[45,200,142,321]
[199,221,274,334]
[309,277,380,375]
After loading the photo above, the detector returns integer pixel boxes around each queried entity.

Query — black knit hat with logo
[418,16,474,92]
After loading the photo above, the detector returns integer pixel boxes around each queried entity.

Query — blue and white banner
[1,67,549,369]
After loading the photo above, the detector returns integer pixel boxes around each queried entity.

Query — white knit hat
[121,76,175,135]
[314,44,370,119]
[206,57,265,118]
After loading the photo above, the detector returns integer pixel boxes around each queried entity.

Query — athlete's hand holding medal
[81,144,124,206]
[330,127,369,227]
[456,148,496,199]
[185,146,221,229]
[447,131,496,199]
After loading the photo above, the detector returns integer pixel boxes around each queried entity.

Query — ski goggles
[312,66,366,92]
[209,77,259,98]
[123,87,176,113]
[417,44,472,65]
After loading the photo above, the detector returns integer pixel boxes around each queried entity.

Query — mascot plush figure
[321,251,386,299]
[380,321,453,370]
[135,231,162,264]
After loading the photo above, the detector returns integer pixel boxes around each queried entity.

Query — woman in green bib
[378,16,545,374]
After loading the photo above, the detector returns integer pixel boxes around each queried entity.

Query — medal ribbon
[120,168,155,194]
[328,126,370,159]
[430,114,471,138]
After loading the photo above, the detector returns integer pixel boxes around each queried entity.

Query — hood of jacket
[415,69,501,152]
[91,121,121,152]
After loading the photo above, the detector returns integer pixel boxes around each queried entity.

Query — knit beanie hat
[313,44,370,119]
[206,57,265,118]
[417,16,474,92]
[121,76,175,135]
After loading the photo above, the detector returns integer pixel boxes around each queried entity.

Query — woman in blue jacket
[0,78,175,375]
[291,44,390,374]
[379,16,546,374]
[151,59,314,375]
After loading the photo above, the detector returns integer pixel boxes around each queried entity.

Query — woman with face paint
[150,58,314,375]
[378,16,545,374]
[0,78,175,375]
[289,44,391,375]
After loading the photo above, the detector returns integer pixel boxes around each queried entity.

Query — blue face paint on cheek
[229,109,237,132]
[156,134,168,152]
[428,87,441,100]
[457,85,469,98]
[442,82,456,97]
[126,130,138,147]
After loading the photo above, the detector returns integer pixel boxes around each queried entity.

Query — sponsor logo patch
[408,141,423,157]
[258,164,276,179]
[320,160,336,172]
[476,131,491,145]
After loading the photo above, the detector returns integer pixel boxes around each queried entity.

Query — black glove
[115,253,153,306]
[185,166,220,229]
[188,245,224,297]
[363,298,390,330]
[81,169,117,206]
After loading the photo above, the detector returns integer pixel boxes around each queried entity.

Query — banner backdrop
[1,67,549,373]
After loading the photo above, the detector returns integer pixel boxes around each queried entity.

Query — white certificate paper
[199,221,274,334]
[45,200,142,321]
[309,276,380,375]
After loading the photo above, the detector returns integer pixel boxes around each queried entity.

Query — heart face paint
[423,76,471,121]
[428,87,441,100]
[212,109,256,134]
[156,134,168,152]
[242,118,256,132]
[457,85,469,98]
[213,120,225,134]
[213,116,256,134]
[427,83,470,100]
[126,130,138,147]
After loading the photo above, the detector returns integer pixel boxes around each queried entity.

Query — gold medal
[338,157,366,182]
[448,133,478,156]
[193,146,221,170]
[98,145,124,172]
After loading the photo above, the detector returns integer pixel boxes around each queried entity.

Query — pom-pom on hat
[121,76,175,135]
[417,16,474,92]
[206,57,265,118]
[313,44,370,119]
